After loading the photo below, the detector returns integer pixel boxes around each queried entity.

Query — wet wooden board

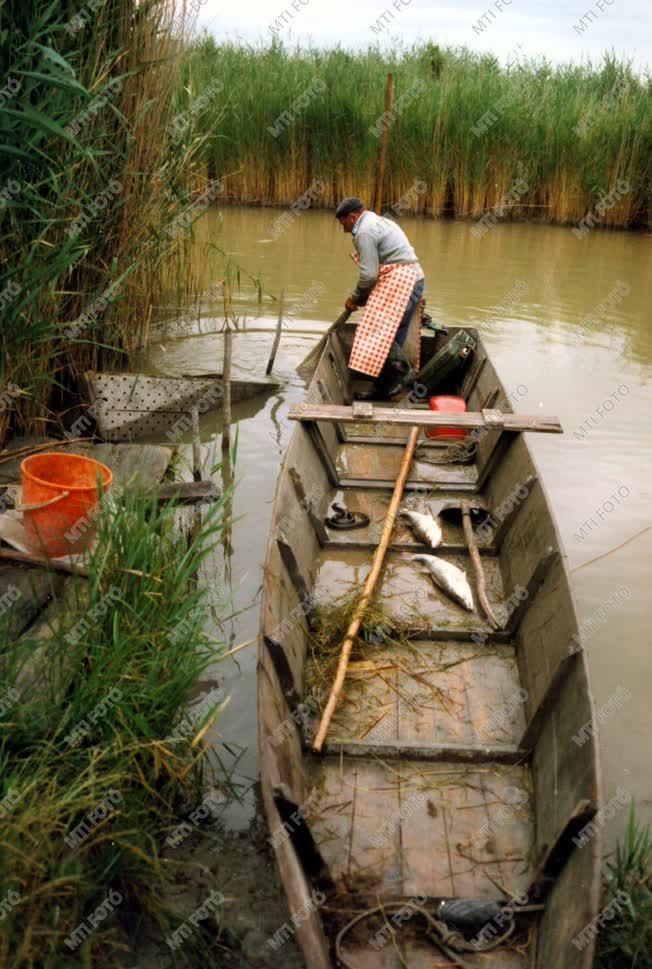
[290,403,562,433]
[322,487,494,552]
[309,641,525,750]
[313,548,510,636]
[336,442,478,489]
[308,757,534,900]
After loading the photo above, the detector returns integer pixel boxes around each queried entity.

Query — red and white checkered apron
[348,262,420,378]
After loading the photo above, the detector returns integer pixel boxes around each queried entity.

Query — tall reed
[0,0,206,442]
[185,40,650,229]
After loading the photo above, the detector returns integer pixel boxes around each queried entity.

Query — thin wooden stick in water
[312,425,420,753]
[221,318,232,454]
[191,407,201,482]
[461,499,500,630]
[266,288,284,375]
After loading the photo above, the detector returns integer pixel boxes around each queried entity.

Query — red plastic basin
[424,395,467,440]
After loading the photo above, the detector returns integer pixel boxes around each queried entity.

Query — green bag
[417,330,476,394]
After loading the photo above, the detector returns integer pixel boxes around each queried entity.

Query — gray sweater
[351,210,424,304]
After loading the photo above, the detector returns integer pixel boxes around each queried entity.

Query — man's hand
[345,297,358,312]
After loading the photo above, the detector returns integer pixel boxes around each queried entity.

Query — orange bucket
[20,452,113,557]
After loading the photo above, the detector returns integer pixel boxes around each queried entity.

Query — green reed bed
[0,0,208,443]
[185,39,650,228]
[0,488,230,966]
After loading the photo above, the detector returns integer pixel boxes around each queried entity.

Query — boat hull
[258,325,602,968]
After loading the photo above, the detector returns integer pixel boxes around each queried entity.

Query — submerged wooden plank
[290,404,562,434]
[86,442,174,489]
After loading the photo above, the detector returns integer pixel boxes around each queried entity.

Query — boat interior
[258,323,602,968]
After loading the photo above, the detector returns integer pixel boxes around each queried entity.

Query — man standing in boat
[335,197,425,398]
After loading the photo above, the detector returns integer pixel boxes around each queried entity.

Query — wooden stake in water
[221,317,234,565]
[221,318,233,455]
[373,73,394,214]
[191,407,201,482]
[266,289,285,376]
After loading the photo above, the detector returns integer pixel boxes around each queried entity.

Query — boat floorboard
[313,549,509,636]
[324,488,493,552]
[336,442,478,489]
[306,757,534,900]
[307,641,525,749]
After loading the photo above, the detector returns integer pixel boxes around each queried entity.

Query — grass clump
[304,592,428,715]
[0,487,230,966]
[595,807,652,969]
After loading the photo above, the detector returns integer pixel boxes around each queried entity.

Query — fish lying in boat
[412,554,475,612]
[400,510,442,549]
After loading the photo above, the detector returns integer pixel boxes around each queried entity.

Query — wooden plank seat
[289,403,563,434]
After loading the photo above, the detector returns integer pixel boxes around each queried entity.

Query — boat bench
[289,403,563,491]
[288,403,563,433]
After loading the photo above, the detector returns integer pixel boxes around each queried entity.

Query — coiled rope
[334,901,515,969]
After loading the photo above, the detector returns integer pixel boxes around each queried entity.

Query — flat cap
[335,196,364,218]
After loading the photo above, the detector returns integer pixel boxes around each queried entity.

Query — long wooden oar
[297,308,352,378]
[312,425,420,753]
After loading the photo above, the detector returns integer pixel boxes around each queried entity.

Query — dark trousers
[395,277,425,347]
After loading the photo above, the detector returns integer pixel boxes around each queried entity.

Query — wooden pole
[297,308,352,378]
[0,548,89,576]
[373,73,394,214]
[312,425,420,753]
[266,288,285,375]
[221,319,232,455]
[461,499,500,630]
[191,407,201,482]
[221,317,234,564]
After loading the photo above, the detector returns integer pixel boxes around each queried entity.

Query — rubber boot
[351,343,412,400]
[381,341,413,398]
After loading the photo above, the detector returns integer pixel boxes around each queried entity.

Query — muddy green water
[150,207,652,843]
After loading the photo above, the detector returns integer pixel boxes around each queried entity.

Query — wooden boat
[83,370,281,442]
[258,323,602,968]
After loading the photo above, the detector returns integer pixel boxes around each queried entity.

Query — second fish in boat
[400,509,442,549]
[412,554,475,612]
